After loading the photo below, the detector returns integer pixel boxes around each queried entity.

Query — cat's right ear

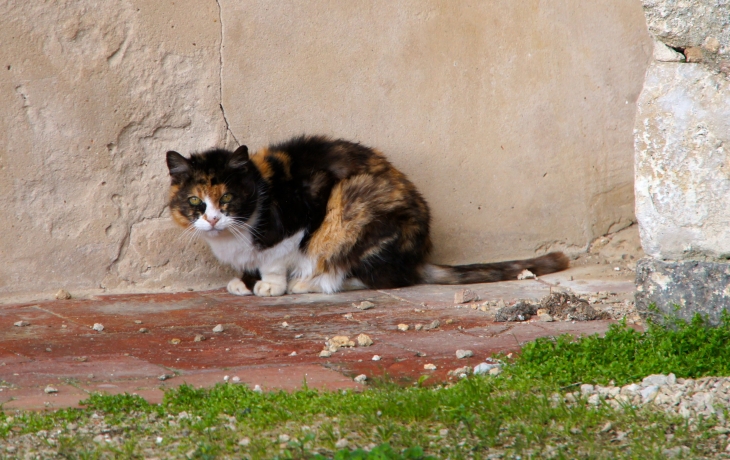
[166,151,191,183]
[227,145,249,170]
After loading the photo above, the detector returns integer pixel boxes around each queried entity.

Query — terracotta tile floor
[0,275,638,411]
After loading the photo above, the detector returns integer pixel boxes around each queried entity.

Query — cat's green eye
[220,193,233,204]
[188,196,202,206]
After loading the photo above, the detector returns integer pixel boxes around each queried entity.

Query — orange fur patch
[271,151,292,179]
[251,148,273,181]
[171,208,190,228]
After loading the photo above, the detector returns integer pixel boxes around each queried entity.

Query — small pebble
[424,320,440,330]
[155,436,163,444]
[231,376,240,383]
[600,422,613,433]
[238,438,251,447]
[139,328,149,333]
[424,363,437,370]
[456,349,473,359]
[45,348,52,352]
[517,269,536,280]
[13,321,30,327]
[343,313,353,320]
[253,384,263,393]
[335,438,349,449]
[353,301,375,310]
[289,351,297,356]
[92,323,104,332]
[538,313,554,322]
[279,434,290,442]
[223,375,230,382]
[357,333,373,347]
[397,323,409,331]
[319,350,332,358]
[158,374,172,381]
[170,338,181,345]
[61,324,67,328]
[294,334,304,339]
[414,323,424,331]
[213,324,224,333]
[439,428,449,437]
[354,374,367,383]
[194,334,205,342]
[55,289,72,300]
[454,289,478,304]
[473,363,501,375]
[281,321,289,328]
[44,385,58,394]
[372,355,381,361]
[134,320,142,324]
[614,267,621,271]
[489,367,502,375]
[329,336,355,348]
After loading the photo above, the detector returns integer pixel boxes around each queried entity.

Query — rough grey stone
[643,0,730,52]
[635,258,730,325]
[634,62,730,261]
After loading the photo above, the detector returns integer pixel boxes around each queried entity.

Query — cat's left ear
[228,145,249,170]
[166,151,191,181]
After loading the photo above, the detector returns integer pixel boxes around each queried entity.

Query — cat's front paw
[253,280,287,297]
[227,278,253,296]
[287,279,311,294]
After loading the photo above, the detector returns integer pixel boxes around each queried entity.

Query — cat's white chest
[204,230,309,274]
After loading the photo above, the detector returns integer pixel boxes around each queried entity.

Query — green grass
[514,312,730,387]
[2,313,730,459]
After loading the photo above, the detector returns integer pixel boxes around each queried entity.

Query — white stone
[652,39,685,62]
[635,63,730,260]
[213,324,224,333]
[335,438,349,449]
[372,355,381,361]
[642,374,669,387]
[473,363,501,375]
[92,323,104,332]
[423,363,437,370]
[640,385,659,404]
[354,374,367,383]
[580,384,595,396]
[455,349,473,359]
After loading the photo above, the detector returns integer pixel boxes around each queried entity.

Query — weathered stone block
[643,0,730,53]
[634,61,730,261]
[635,257,730,326]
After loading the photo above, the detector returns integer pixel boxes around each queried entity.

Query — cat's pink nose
[205,215,220,227]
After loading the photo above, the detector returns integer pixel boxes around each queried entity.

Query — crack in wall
[215,0,240,147]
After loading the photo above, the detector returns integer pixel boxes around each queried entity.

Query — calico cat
[166,135,568,297]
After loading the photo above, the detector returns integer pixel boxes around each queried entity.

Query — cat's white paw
[287,278,315,294]
[253,280,287,297]
[227,278,253,296]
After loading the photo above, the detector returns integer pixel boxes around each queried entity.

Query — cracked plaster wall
[0,0,233,300]
[221,0,651,265]
[0,1,651,300]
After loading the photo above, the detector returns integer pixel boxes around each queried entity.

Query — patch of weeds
[512,312,730,386]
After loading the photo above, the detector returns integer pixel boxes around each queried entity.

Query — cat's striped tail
[418,252,569,285]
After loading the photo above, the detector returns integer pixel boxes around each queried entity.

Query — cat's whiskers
[177,224,201,249]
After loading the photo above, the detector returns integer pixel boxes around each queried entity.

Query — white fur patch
[227,278,252,296]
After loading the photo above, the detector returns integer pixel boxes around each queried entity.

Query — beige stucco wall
[0,1,651,301]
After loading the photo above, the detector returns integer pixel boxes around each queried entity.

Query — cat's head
[165,145,258,237]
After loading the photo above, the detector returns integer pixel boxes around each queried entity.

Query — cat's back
[251,135,394,184]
